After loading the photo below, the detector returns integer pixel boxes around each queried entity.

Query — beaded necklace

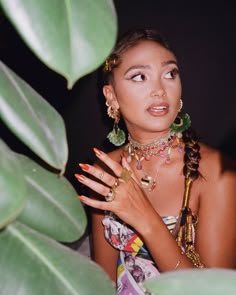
[126,130,184,192]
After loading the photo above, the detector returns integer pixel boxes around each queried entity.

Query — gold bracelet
[174,260,181,270]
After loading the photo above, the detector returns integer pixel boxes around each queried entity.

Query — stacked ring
[105,189,115,202]
[112,178,120,189]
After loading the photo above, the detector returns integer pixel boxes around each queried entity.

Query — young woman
[75,29,236,294]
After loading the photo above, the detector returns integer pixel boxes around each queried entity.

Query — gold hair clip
[104,57,116,72]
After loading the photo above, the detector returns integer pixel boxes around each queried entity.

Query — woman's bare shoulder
[198,143,236,193]
[199,143,236,175]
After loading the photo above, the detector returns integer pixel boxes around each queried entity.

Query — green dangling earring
[170,113,191,134]
[170,99,191,134]
[106,103,126,146]
[107,122,126,146]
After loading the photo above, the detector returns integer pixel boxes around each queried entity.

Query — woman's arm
[78,148,236,271]
[195,152,236,268]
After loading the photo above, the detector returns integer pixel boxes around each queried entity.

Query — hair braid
[182,127,201,181]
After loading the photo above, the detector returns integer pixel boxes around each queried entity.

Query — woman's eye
[165,68,179,79]
[131,73,146,82]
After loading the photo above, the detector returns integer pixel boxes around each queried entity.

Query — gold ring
[119,168,132,183]
[112,178,120,189]
[105,188,115,202]
[98,170,104,180]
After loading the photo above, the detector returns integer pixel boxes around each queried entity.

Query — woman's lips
[147,104,169,116]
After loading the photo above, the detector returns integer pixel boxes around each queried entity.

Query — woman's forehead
[117,40,176,68]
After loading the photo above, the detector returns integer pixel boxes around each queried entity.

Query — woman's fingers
[121,156,139,183]
[79,195,110,210]
[93,148,124,178]
[78,163,118,188]
[75,173,111,198]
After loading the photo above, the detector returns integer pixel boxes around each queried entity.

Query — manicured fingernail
[74,174,85,182]
[79,163,90,171]
[93,147,103,157]
[78,195,86,201]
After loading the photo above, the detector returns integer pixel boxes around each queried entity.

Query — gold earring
[179,99,183,112]
[106,102,126,146]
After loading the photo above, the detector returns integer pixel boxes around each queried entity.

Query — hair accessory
[106,103,126,146]
[172,177,205,268]
[104,56,117,72]
[170,113,191,135]
[105,188,116,202]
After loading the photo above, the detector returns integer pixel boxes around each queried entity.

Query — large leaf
[16,154,87,242]
[0,139,27,228]
[0,0,117,88]
[0,61,68,171]
[0,221,116,295]
[144,269,236,295]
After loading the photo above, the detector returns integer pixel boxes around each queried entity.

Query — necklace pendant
[136,161,142,170]
[140,175,157,192]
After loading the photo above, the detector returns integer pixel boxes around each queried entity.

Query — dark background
[1,1,236,194]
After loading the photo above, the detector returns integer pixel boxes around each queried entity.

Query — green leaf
[0,0,118,88]
[144,269,236,295]
[0,221,116,295]
[16,154,87,242]
[0,62,68,171]
[0,139,27,229]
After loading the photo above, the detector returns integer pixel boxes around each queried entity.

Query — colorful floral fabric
[102,212,178,294]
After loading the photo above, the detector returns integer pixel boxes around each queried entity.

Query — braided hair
[183,127,201,181]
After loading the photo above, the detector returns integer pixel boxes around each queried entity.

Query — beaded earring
[106,102,126,146]
[170,113,191,134]
[170,99,191,134]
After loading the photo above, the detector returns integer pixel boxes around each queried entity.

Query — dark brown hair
[103,28,173,85]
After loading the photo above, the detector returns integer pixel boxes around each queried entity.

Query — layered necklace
[125,130,184,192]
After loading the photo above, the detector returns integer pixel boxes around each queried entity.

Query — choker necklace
[125,131,184,192]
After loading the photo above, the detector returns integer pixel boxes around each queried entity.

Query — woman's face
[103,40,182,141]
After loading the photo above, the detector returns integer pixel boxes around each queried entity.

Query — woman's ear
[103,85,119,109]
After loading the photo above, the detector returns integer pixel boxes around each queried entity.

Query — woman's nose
[150,80,166,97]
[151,87,166,97]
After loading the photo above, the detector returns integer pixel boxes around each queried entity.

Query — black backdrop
[1,1,236,193]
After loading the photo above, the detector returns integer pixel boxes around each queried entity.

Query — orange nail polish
[78,195,86,201]
[79,163,90,171]
[93,147,103,157]
[74,174,85,182]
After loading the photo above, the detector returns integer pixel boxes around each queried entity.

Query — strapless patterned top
[102,212,196,295]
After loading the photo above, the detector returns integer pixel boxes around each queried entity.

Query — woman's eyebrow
[124,60,178,75]
[124,65,151,75]
[161,60,178,66]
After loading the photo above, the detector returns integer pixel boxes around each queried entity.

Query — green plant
[0,0,117,294]
[144,268,236,295]
[1,1,235,295]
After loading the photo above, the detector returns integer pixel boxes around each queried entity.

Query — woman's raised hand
[75,148,159,233]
